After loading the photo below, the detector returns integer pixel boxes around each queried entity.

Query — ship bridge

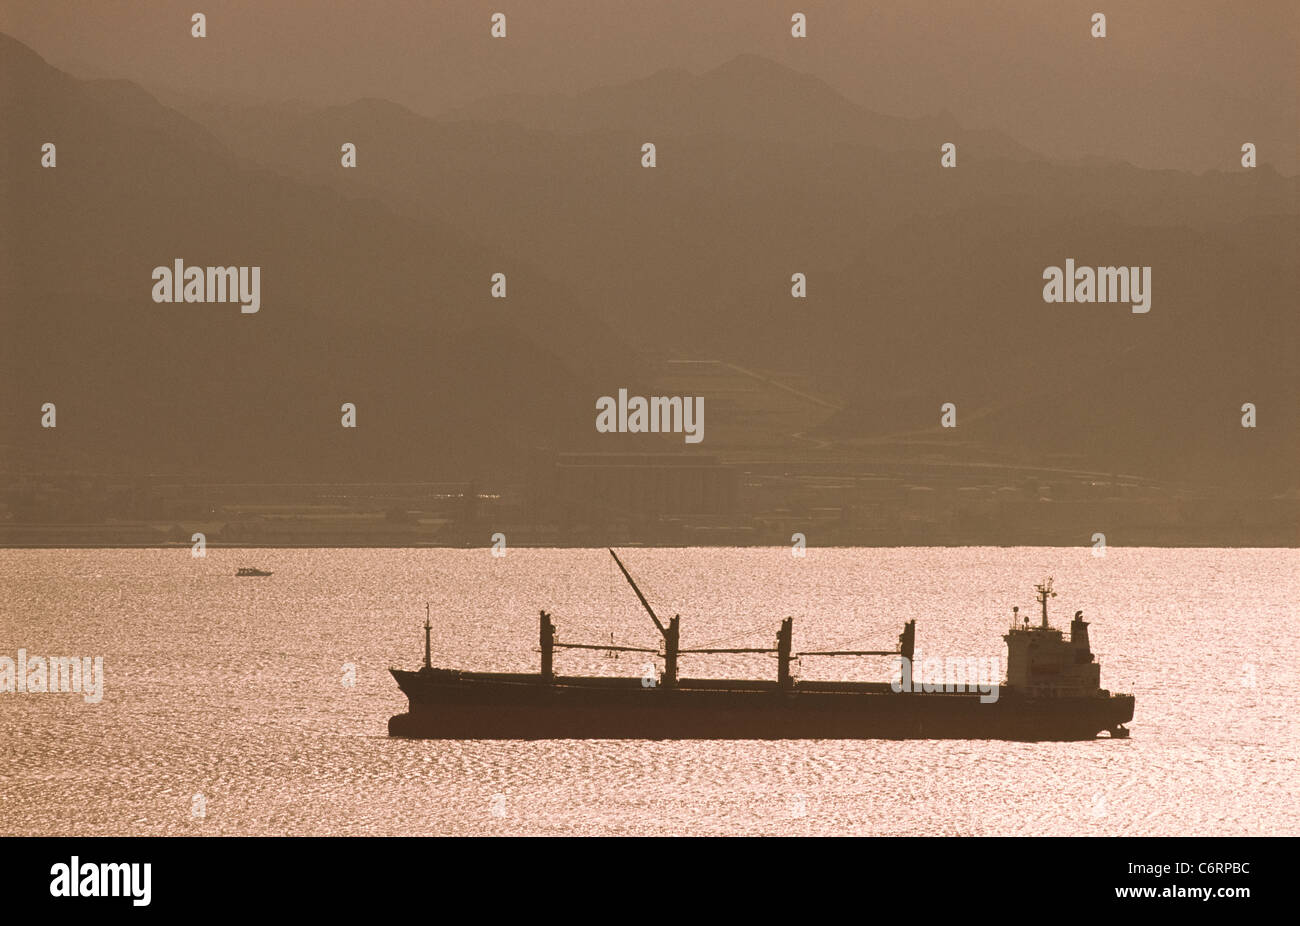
[1003,580,1104,698]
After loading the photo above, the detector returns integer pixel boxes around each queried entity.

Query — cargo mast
[609,548,680,688]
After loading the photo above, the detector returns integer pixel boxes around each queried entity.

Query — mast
[777,617,794,689]
[609,548,677,688]
[539,610,555,682]
[1035,579,1056,628]
[898,619,915,665]
[423,603,432,670]
[662,616,680,689]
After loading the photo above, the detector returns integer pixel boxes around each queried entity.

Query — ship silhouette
[389,551,1134,741]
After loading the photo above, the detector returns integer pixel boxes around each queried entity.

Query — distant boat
[236,567,272,577]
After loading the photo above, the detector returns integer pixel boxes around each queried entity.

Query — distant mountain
[432,54,1041,160]
[0,32,646,483]
[800,206,1298,489]
[3,33,1296,492]
[165,51,1298,489]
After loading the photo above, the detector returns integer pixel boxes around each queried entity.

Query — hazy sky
[2,0,1296,173]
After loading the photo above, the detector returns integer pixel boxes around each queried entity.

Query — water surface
[2,547,1296,835]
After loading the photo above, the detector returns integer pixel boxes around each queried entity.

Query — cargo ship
[388,550,1134,741]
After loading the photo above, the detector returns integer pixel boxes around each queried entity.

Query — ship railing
[1007,621,1073,642]
[553,643,782,655]
[552,642,659,654]
[555,644,902,658]
[795,649,897,657]
[563,645,903,656]
[679,647,776,654]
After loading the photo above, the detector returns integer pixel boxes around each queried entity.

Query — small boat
[236,567,273,577]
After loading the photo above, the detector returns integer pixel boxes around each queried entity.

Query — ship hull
[388,669,1135,741]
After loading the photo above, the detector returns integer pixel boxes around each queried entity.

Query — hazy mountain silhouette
[1,32,647,483]
[431,54,1041,159]
[169,51,1298,489]
[3,32,1296,493]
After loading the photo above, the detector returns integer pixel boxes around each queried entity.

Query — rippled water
[1,547,1296,835]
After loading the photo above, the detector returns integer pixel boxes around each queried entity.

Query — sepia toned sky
[2,0,1296,174]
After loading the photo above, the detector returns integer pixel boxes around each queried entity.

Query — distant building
[552,452,737,523]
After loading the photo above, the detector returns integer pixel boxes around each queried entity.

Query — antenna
[423,602,432,670]
[1034,578,1057,628]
